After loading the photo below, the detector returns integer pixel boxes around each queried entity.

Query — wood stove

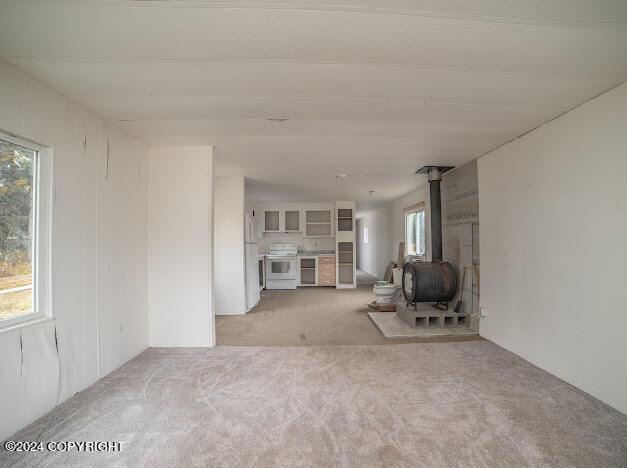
[403,166,457,308]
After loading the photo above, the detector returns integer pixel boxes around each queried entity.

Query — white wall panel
[0,59,149,439]
[52,102,85,403]
[148,146,214,347]
[0,62,22,136]
[98,124,150,377]
[214,176,246,316]
[356,204,392,279]
[20,321,59,429]
[0,329,22,441]
[478,83,627,414]
[22,76,65,146]
[77,109,101,389]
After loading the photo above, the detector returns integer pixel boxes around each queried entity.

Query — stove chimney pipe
[416,165,454,262]
[428,167,443,261]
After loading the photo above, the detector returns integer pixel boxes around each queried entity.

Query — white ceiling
[1,0,626,204]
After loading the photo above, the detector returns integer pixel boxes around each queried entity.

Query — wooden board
[367,301,396,312]
[397,242,405,269]
[383,261,395,282]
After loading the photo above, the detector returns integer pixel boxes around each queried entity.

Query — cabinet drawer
[319,264,335,273]
[318,272,336,283]
[318,278,336,286]
[318,256,336,265]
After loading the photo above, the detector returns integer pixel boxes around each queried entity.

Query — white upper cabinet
[264,210,281,232]
[305,210,332,237]
[284,210,300,232]
[256,203,335,236]
[260,206,304,233]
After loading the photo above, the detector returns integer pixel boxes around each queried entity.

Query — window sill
[0,316,53,334]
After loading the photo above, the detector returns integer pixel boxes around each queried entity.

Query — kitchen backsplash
[258,232,335,253]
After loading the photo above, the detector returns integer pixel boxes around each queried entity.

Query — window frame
[404,205,426,258]
[0,131,53,331]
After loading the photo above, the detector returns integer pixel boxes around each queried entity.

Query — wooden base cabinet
[318,256,336,286]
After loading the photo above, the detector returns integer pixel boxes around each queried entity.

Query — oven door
[266,256,296,280]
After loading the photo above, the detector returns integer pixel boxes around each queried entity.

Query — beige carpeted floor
[216,285,481,346]
[3,342,626,467]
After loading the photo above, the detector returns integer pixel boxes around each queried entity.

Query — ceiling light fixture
[336,173,349,184]
[267,117,289,123]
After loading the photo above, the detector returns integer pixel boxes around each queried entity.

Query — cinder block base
[397,304,469,329]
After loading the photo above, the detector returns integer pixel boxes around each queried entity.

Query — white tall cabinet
[335,201,356,288]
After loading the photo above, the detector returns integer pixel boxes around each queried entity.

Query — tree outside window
[0,138,35,322]
[405,209,425,256]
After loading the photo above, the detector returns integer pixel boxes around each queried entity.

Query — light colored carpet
[216,285,482,346]
[2,342,626,467]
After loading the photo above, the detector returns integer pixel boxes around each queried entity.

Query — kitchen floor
[216,285,482,346]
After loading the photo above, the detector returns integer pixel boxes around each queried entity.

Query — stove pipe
[415,165,453,261]
[428,167,443,261]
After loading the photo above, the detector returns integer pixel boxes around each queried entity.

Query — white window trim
[404,206,426,258]
[0,132,53,331]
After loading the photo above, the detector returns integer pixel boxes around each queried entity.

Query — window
[0,133,51,329]
[405,208,425,257]
[363,226,369,244]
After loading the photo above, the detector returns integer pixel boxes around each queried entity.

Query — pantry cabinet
[335,201,356,289]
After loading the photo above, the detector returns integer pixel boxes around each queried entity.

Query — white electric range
[265,243,298,290]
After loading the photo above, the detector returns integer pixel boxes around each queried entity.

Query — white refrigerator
[245,213,261,311]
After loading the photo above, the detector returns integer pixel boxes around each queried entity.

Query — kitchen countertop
[298,250,336,256]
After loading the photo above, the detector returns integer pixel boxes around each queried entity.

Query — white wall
[0,60,149,441]
[358,184,431,279]
[214,176,246,315]
[478,83,627,414]
[148,146,214,347]
[356,204,392,279]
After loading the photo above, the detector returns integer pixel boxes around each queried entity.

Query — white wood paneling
[20,321,59,427]
[0,59,150,440]
[0,329,22,441]
[0,0,625,203]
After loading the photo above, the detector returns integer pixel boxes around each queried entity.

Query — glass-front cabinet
[264,210,280,232]
[335,201,356,289]
[262,208,302,233]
